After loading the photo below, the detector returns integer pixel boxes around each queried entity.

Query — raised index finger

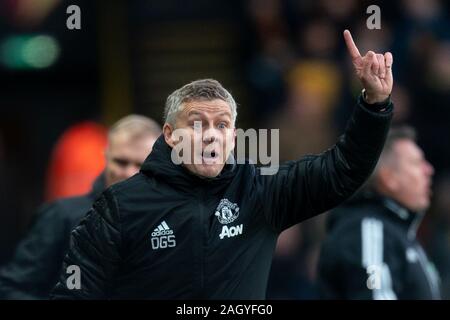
[343,30,361,61]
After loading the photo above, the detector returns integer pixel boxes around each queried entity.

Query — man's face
[164,99,236,178]
[382,140,434,212]
[105,134,157,187]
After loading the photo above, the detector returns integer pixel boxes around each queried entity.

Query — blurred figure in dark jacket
[0,115,161,299]
[318,126,441,300]
[422,172,450,299]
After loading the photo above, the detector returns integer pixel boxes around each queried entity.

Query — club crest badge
[214,199,240,224]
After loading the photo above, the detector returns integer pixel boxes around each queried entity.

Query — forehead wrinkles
[182,100,232,117]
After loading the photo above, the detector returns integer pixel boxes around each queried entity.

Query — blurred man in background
[0,115,161,299]
[421,172,450,299]
[318,126,441,300]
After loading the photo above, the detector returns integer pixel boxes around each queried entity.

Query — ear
[163,123,175,148]
[230,128,237,151]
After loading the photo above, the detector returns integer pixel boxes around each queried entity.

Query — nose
[424,160,434,177]
[203,127,218,144]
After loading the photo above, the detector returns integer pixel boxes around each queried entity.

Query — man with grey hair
[0,115,160,299]
[318,126,441,299]
[52,30,394,299]
[105,115,161,187]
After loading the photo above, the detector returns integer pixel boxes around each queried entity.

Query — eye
[218,122,228,129]
[113,158,130,167]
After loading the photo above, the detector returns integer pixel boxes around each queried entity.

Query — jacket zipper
[415,245,441,299]
[408,214,440,299]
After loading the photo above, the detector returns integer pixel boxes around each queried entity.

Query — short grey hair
[379,125,417,159]
[108,114,162,142]
[164,79,238,126]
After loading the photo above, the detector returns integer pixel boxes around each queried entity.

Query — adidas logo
[151,221,176,250]
[151,221,173,237]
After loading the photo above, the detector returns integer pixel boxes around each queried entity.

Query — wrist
[360,89,391,113]
[362,89,390,105]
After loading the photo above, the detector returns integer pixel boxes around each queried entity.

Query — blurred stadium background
[1,0,450,299]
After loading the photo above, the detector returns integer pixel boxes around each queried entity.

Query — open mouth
[201,150,219,164]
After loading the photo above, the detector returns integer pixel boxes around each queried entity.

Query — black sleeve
[258,95,393,232]
[0,202,71,300]
[50,189,122,299]
[317,216,401,300]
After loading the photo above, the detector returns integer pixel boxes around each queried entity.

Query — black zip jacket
[51,95,393,299]
[0,175,104,299]
[317,192,441,300]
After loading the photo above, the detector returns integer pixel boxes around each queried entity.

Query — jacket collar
[140,135,237,192]
[88,172,106,200]
[329,191,423,240]
[358,191,422,240]
[380,197,424,240]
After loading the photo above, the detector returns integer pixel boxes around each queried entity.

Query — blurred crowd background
[1,0,450,299]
